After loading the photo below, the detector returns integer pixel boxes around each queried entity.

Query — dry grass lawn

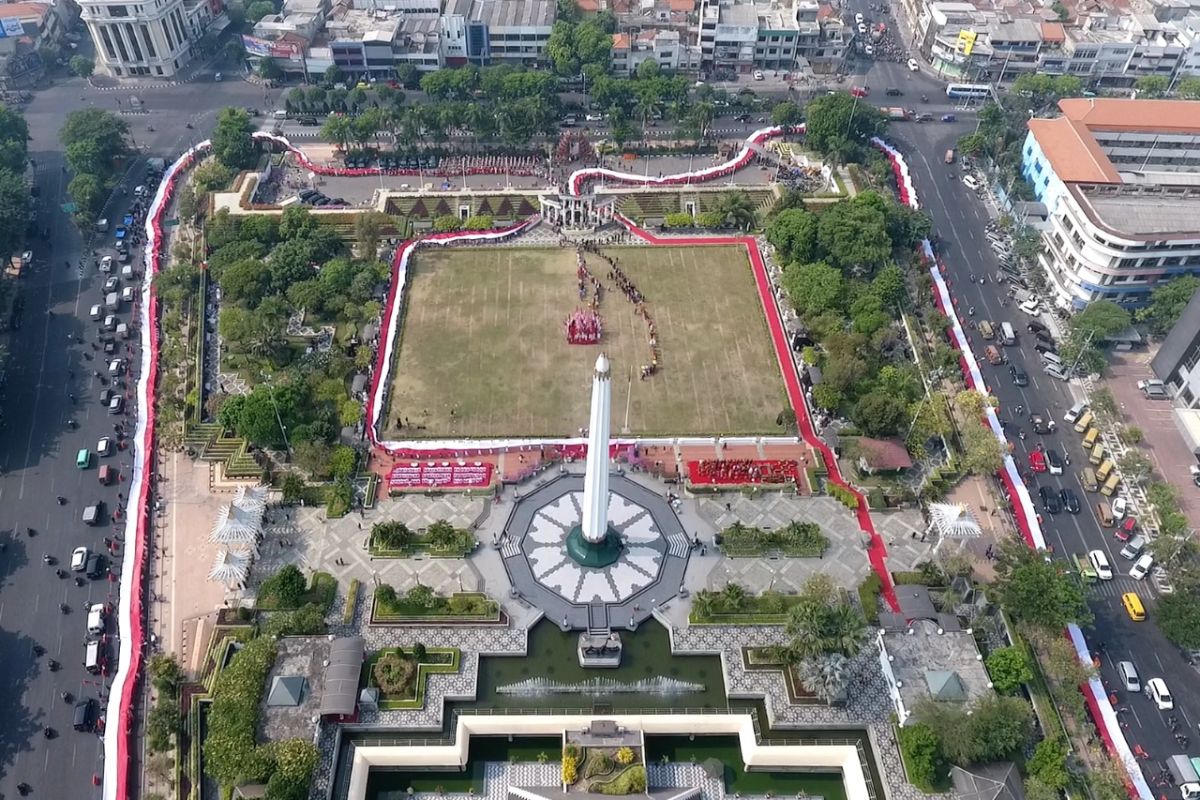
[384,245,787,438]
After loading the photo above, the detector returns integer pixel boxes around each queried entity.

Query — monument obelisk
[566,353,623,567]
[581,353,612,543]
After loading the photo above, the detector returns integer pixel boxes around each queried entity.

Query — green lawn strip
[364,647,461,710]
[689,592,804,625]
[718,521,829,558]
[373,592,500,623]
[344,579,361,625]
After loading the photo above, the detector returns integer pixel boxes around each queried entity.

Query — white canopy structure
[209,549,251,588]
[233,484,269,517]
[210,503,262,550]
[927,502,983,552]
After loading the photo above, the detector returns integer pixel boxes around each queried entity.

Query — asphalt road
[882,99,1198,776]
[0,66,265,800]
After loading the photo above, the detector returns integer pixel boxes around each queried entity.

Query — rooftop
[880,619,993,717]
[1074,183,1200,238]
[443,0,556,28]
[258,637,332,743]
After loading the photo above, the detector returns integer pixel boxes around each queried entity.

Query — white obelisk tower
[581,353,612,543]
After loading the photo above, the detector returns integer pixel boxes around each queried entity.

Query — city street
[882,105,1197,774]
[0,67,263,800]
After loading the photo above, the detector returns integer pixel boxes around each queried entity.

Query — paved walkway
[249,494,488,599]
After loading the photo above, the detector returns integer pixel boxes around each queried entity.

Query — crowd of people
[565,248,604,345]
[585,242,661,380]
[688,459,801,486]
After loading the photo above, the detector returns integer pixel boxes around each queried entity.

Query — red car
[851,86,869,98]
[1114,517,1137,542]
[1028,450,1047,473]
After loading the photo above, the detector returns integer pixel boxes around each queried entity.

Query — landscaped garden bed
[368,519,477,558]
[363,645,462,710]
[717,520,829,558]
[371,584,503,624]
[688,584,805,625]
[563,743,646,794]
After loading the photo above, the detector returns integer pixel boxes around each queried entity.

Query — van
[1101,472,1121,496]
[1074,411,1094,434]
[1096,458,1115,481]
[1042,351,1064,368]
[1083,428,1100,449]
[1096,501,1114,527]
[1089,443,1105,465]
[999,322,1016,345]
[1064,402,1087,424]
[105,291,120,310]
[1123,592,1146,621]
[98,465,113,485]
[1075,553,1097,583]
[95,218,109,233]
[985,345,1004,365]
[1121,535,1147,560]
[945,148,955,164]
[979,320,995,340]
[273,109,287,120]
[76,449,91,469]
[86,603,106,635]
[82,503,101,525]
[1080,467,1098,492]
[85,640,102,674]
[73,698,95,732]
[1118,661,1140,692]
[115,323,129,339]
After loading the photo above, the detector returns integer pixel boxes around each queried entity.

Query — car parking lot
[1106,354,1200,529]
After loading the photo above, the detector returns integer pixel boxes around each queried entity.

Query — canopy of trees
[60,108,129,224]
[0,104,30,258]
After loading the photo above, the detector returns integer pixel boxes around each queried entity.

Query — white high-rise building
[80,0,220,78]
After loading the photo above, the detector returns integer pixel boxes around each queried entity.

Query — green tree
[67,171,105,217]
[1118,451,1153,485]
[258,58,284,81]
[1157,592,1200,649]
[816,195,891,271]
[405,583,437,609]
[852,393,907,437]
[1179,76,1200,99]
[716,191,758,230]
[246,0,274,21]
[0,168,31,258]
[984,646,1033,694]
[1072,299,1130,339]
[329,445,358,479]
[372,521,412,550]
[260,564,307,608]
[794,653,850,703]
[69,55,96,78]
[784,579,868,661]
[1135,75,1170,98]
[1027,737,1070,790]
[961,424,1004,476]
[782,261,842,316]
[771,100,805,127]
[149,654,184,695]
[897,724,946,792]
[212,107,258,169]
[804,92,886,156]
[192,160,236,193]
[0,104,30,173]
[60,108,129,172]
[993,542,1091,631]
[1137,276,1200,336]
[766,207,819,264]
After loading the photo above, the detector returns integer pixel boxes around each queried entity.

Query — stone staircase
[183,423,262,479]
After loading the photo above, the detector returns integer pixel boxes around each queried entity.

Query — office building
[1022,98,1200,309]
[79,0,223,77]
[439,0,555,66]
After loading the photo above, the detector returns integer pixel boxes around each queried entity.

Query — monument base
[565,524,623,568]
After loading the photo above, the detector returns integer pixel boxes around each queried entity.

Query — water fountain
[496,675,705,698]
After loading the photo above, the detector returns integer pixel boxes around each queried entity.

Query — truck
[880,106,910,121]
[1166,755,1200,799]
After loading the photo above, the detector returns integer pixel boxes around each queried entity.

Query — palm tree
[784,600,831,661]
[320,115,353,151]
[691,101,716,139]
[691,590,716,621]
[826,603,869,658]
[795,653,851,703]
[717,191,758,231]
[721,582,747,610]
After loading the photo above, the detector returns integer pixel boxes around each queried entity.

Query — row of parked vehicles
[343,151,442,170]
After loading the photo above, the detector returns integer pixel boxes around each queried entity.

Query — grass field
[384,245,787,438]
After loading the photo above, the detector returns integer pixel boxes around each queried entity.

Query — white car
[855,11,864,23]
[71,546,90,572]
[1088,549,1113,580]
[585,113,604,122]
[864,44,875,56]
[962,175,980,190]
[99,255,113,273]
[1145,677,1174,710]
[908,58,919,71]
[1129,553,1154,580]
[97,436,112,457]
[89,304,102,320]
[857,22,868,34]
[1019,298,1041,316]
[753,70,764,80]
[108,358,124,375]
[1137,379,1169,400]
[1111,497,1128,520]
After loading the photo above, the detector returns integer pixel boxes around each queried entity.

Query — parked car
[1138,379,1169,400]
[70,547,90,572]
[941,114,956,122]
[1060,487,1081,514]
[1129,553,1154,580]
[1088,549,1113,580]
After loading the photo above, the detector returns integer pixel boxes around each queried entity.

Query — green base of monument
[565,524,623,568]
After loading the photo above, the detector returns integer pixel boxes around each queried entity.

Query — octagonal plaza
[500,473,692,631]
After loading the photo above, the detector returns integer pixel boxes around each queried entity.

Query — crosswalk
[667,532,690,558]
[500,537,520,559]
